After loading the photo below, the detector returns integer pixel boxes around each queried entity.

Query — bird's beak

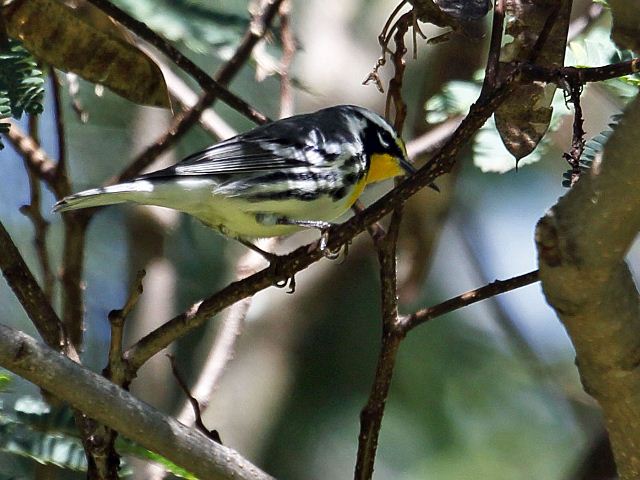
[398,156,438,190]
[399,157,416,176]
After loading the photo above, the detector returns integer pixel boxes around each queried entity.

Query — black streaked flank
[246,189,322,202]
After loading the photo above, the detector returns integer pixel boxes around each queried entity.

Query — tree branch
[4,119,69,198]
[481,0,504,94]
[110,0,282,182]
[401,270,540,332]
[0,220,70,356]
[355,211,404,480]
[83,0,269,125]
[123,71,518,376]
[0,323,274,480]
[535,94,640,480]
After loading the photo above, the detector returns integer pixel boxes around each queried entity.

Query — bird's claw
[274,274,296,293]
[323,248,341,260]
[268,257,295,293]
[317,228,349,261]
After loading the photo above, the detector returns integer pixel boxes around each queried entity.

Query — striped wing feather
[138,123,323,179]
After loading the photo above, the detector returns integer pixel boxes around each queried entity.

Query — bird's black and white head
[337,105,416,184]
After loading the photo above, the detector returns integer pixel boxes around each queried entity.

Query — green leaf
[117,438,198,479]
[424,80,481,123]
[567,25,639,100]
[0,38,45,118]
[0,373,11,391]
[425,79,571,173]
[112,0,251,55]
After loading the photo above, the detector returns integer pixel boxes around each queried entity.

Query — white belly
[143,178,353,238]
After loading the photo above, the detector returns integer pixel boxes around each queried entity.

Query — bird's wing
[137,125,328,180]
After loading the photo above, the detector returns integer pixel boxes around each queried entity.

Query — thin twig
[105,270,146,384]
[174,242,275,428]
[379,1,408,50]
[355,209,404,480]
[352,200,386,243]
[5,120,87,348]
[168,355,222,443]
[120,57,640,377]
[356,267,540,478]
[481,0,505,95]
[19,115,55,300]
[0,220,74,357]
[217,0,285,86]
[92,269,147,478]
[65,73,89,123]
[49,68,68,180]
[522,59,640,85]
[386,11,411,130]
[563,80,586,187]
[84,0,269,125]
[60,214,90,349]
[4,119,67,197]
[401,270,540,332]
[122,68,520,377]
[111,0,283,183]
[528,3,562,64]
[363,0,408,93]
[152,50,237,140]
[278,0,295,119]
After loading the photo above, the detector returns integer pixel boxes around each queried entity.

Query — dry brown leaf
[2,0,170,108]
[495,0,572,161]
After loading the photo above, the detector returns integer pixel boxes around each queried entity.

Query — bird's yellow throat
[367,153,405,184]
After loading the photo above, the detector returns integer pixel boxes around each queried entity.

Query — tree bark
[0,323,274,480]
[536,96,640,480]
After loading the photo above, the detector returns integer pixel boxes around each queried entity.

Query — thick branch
[535,95,640,480]
[0,324,274,480]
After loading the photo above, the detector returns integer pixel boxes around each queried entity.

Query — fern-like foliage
[0,393,195,478]
[562,114,621,187]
[0,90,11,150]
[425,78,572,173]
[0,38,45,117]
[113,0,251,54]
[0,38,45,150]
[0,396,88,472]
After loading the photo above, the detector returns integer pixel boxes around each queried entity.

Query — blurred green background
[1,0,632,478]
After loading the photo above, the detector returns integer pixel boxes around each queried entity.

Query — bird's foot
[236,238,296,293]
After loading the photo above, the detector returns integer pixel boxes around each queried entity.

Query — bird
[54,105,415,258]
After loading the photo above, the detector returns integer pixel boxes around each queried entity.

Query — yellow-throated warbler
[54,105,415,256]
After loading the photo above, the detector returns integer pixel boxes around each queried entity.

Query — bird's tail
[53,182,154,213]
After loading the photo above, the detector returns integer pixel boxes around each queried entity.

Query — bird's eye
[376,131,390,147]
